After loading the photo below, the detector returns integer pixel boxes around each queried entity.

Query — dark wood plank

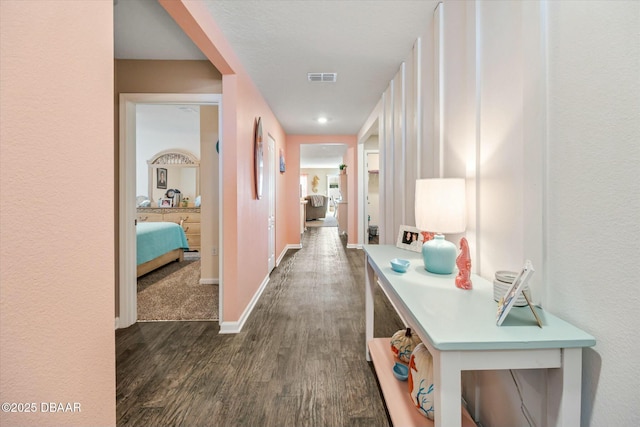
[116,227,404,426]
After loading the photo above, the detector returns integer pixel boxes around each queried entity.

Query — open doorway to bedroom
[134,104,212,321]
[118,93,222,329]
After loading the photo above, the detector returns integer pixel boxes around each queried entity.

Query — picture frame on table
[496,260,536,326]
[396,225,423,252]
[159,198,173,208]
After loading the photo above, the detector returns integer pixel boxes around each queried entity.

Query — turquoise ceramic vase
[422,234,457,274]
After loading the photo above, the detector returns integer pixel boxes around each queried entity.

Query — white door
[267,135,276,272]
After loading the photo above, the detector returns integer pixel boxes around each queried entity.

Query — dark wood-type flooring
[116,227,404,427]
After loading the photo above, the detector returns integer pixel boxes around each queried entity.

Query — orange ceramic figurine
[455,237,472,290]
[420,231,434,243]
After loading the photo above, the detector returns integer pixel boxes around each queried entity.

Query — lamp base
[422,234,457,274]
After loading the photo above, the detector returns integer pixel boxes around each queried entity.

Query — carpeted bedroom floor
[137,253,218,321]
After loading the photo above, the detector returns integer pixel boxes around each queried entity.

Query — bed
[136,222,190,277]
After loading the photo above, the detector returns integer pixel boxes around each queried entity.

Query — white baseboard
[219,274,270,334]
[276,244,302,266]
[199,278,219,285]
[347,243,361,249]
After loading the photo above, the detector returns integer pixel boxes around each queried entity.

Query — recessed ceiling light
[317,117,328,124]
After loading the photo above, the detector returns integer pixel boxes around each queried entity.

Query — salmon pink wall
[161,1,288,324]
[286,135,359,245]
[0,1,115,425]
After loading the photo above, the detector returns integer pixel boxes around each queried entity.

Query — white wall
[545,2,640,425]
[135,104,201,200]
[358,0,640,425]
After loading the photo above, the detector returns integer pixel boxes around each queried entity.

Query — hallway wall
[160,0,288,329]
[0,1,116,424]
[359,1,640,425]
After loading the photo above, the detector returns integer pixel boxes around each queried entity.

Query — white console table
[364,245,596,427]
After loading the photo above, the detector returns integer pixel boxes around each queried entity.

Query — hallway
[116,227,404,426]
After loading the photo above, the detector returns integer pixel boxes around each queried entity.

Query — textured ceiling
[114,0,437,136]
[201,1,436,135]
[114,0,206,60]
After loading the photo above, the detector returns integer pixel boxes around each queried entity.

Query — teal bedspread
[136,222,189,265]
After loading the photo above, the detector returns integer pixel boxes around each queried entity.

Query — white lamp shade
[415,178,466,233]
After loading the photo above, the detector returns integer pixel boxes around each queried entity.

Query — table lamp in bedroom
[415,178,466,274]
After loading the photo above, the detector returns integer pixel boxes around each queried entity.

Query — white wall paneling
[434,2,444,177]
[357,0,640,425]
[392,65,406,235]
[405,45,418,227]
[475,0,526,283]
[382,86,394,244]
[545,2,640,426]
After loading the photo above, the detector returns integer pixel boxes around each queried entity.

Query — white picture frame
[496,260,535,326]
[396,225,424,252]
[159,198,173,208]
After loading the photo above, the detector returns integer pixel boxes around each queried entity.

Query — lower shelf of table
[368,338,477,427]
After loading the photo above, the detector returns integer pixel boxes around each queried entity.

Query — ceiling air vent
[307,72,337,83]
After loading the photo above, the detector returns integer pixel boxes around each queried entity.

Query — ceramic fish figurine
[455,237,472,290]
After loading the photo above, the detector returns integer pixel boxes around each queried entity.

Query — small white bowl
[390,258,410,273]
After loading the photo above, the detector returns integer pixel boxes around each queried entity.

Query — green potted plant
[339,163,347,174]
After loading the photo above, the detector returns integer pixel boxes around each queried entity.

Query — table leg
[432,350,463,427]
[547,347,582,427]
[365,254,375,361]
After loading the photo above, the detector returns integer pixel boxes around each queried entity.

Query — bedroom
[114,60,222,327]
[131,103,222,321]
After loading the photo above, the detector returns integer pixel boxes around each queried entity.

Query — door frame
[267,134,276,272]
[117,93,222,329]
[364,149,380,242]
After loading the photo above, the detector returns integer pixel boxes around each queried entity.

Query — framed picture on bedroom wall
[157,168,168,189]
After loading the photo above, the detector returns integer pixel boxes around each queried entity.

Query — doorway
[299,143,347,202]
[118,93,222,329]
[365,151,380,243]
[267,134,276,273]
[357,115,382,246]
